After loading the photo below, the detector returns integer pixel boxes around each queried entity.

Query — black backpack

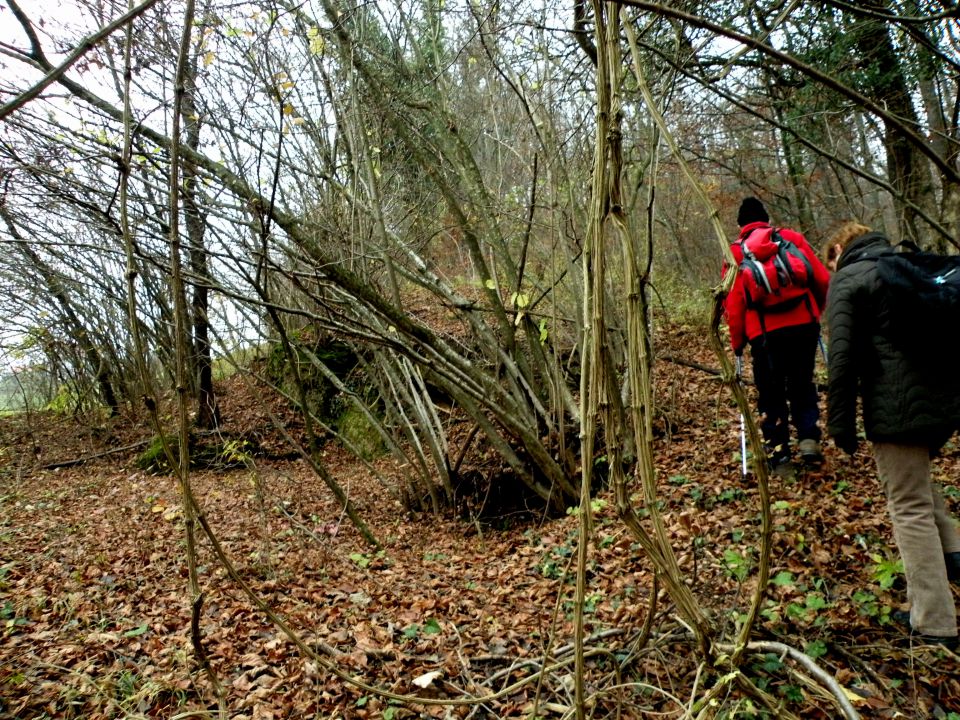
[875,244,960,355]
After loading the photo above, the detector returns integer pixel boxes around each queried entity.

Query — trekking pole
[736,355,748,476]
[819,336,828,365]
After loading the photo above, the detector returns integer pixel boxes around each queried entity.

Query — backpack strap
[893,240,923,254]
[742,254,773,295]
[772,229,814,285]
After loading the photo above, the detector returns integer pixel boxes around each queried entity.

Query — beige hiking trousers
[873,441,960,638]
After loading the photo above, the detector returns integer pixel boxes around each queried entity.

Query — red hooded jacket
[722,221,830,353]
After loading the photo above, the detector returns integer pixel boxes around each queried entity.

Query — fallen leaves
[1,326,959,718]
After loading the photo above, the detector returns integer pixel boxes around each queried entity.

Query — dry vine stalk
[165,0,228,713]
[577,3,857,717]
[575,3,714,718]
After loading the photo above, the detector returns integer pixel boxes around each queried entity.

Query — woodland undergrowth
[0,322,958,719]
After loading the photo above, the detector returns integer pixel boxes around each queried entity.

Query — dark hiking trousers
[749,322,822,460]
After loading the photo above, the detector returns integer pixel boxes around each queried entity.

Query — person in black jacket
[825,222,960,650]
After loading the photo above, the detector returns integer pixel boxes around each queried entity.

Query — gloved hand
[834,434,858,455]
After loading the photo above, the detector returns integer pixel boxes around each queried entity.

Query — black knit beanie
[737,197,769,227]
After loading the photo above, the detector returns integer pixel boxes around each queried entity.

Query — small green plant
[220,439,253,465]
[566,498,608,517]
[584,592,602,613]
[769,571,794,588]
[804,639,828,658]
[538,318,549,344]
[539,538,574,578]
[941,485,960,501]
[44,383,81,414]
[688,484,705,504]
[754,653,784,673]
[793,532,807,552]
[759,608,780,624]
[2,600,28,636]
[136,435,179,472]
[870,554,903,590]
[540,560,562,579]
[716,487,745,505]
[116,669,139,700]
[351,553,370,569]
[401,619,440,641]
[723,548,753,582]
[760,599,781,624]
[5,671,25,686]
[779,685,803,703]
[786,592,829,623]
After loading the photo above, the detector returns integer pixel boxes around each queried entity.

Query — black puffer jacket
[826,232,960,451]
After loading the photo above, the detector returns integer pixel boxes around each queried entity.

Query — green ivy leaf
[770,571,794,587]
[804,639,828,658]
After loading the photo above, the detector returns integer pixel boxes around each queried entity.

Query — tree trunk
[847,0,937,243]
[181,53,220,429]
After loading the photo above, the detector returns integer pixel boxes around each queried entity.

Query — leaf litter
[0,324,958,719]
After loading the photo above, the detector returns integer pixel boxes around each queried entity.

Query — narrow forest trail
[1,322,958,719]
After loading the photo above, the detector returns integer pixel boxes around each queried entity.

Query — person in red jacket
[723,197,831,471]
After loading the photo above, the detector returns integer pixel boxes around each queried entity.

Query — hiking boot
[798,438,824,466]
[920,636,959,651]
[891,609,911,630]
[946,551,960,584]
[891,609,958,651]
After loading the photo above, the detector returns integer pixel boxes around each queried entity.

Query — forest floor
[1,321,959,719]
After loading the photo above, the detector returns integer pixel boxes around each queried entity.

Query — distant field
[0,370,52,412]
